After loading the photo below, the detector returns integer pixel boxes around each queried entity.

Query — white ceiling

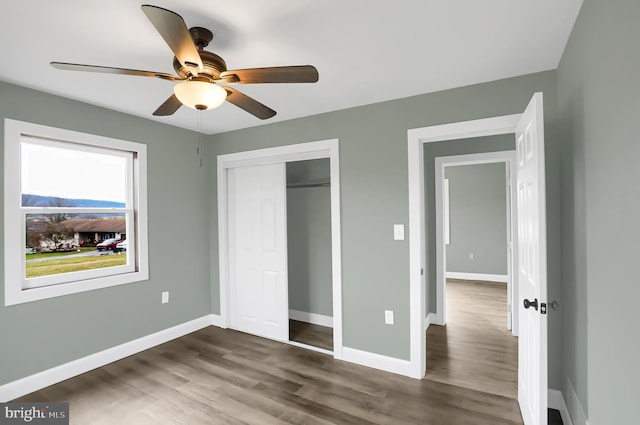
[0,0,583,135]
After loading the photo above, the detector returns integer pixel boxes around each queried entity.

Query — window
[4,119,148,305]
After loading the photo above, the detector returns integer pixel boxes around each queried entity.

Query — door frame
[217,139,343,359]
[434,151,518,335]
[407,114,522,378]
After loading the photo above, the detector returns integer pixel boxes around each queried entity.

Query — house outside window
[4,119,149,305]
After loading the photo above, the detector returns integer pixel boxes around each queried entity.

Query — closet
[286,159,333,351]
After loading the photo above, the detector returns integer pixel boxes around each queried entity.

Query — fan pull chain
[196,110,203,168]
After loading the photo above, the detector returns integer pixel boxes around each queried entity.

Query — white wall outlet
[162,291,169,304]
[385,310,394,325]
[393,224,405,241]
[469,252,475,260]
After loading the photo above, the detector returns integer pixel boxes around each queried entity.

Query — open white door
[516,92,548,425]
[228,163,289,341]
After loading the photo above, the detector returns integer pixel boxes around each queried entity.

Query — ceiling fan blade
[50,62,181,81]
[224,87,276,120]
[153,94,182,116]
[141,5,203,75]
[220,65,319,84]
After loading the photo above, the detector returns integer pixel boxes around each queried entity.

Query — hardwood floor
[17,325,525,424]
[289,319,333,351]
[426,279,518,399]
[424,279,564,424]
[15,280,567,424]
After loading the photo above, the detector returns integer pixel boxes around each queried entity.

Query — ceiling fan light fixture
[173,80,227,110]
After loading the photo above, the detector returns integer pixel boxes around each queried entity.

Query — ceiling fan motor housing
[173,27,228,80]
[172,51,227,80]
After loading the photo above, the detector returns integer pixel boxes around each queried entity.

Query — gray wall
[0,81,211,386]
[286,159,333,317]
[557,0,640,423]
[424,135,514,313]
[207,70,563,389]
[445,162,508,275]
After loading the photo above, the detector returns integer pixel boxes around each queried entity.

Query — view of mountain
[22,194,125,208]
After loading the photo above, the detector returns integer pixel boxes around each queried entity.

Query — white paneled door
[228,163,289,342]
[516,93,548,425]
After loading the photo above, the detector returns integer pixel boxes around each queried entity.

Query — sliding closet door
[228,163,289,341]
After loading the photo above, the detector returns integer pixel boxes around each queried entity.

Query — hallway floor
[426,279,518,399]
[426,279,563,424]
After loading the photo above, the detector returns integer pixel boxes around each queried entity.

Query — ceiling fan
[50,4,319,120]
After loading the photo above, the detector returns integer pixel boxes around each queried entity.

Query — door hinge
[541,303,547,315]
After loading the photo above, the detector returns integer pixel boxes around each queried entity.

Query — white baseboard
[565,378,589,425]
[209,313,224,328]
[289,309,333,328]
[341,347,413,378]
[424,312,437,331]
[549,389,574,425]
[0,314,216,402]
[445,272,508,283]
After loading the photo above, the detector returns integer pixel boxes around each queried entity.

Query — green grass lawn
[26,254,127,278]
[26,247,94,260]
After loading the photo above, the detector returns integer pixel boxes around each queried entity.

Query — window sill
[5,269,149,306]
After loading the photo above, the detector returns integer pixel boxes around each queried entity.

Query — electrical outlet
[385,310,394,325]
[162,291,169,304]
[469,252,475,260]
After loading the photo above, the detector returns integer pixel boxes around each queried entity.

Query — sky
[21,141,127,203]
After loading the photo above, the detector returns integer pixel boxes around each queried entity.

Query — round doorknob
[523,298,539,311]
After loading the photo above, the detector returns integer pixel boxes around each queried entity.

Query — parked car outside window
[115,240,127,252]
[96,238,123,251]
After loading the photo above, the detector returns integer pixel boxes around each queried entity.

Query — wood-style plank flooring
[18,325,525,424]
[424,280,564,424]
[426,279,518,399]
[289,319,333,351]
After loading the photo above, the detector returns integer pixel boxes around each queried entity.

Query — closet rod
[286,182,330,189]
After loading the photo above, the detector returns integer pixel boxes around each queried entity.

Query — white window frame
[4,119,149,306]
